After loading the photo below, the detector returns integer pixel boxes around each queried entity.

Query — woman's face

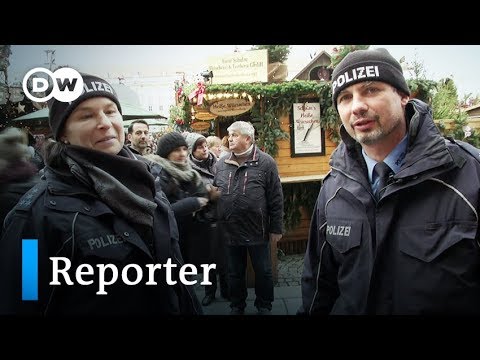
[193,140,209,161]
[167,146,188,163]
[60,97,125,155]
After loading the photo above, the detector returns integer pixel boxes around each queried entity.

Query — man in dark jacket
[127,120,150,155]
[299,48,480,315]
[214,121,284,315]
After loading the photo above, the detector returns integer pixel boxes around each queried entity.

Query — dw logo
[22,67,84,103]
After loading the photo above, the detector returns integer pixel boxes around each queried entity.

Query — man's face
[128,123,149,152]
[61,97,124,155]
[228,130,250,153]
[336,81,409,146]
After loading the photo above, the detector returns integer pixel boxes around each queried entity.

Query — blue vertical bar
[22,239,38,301]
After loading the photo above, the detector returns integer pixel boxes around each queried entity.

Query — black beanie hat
[47,73,122,140]
[156,132,188,158]
[331,48,410,108]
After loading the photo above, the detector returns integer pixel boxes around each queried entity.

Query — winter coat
[0,161,202,316]
[213,145,284,246]
[300,99,480,315]
[148,156,209,267]
[0,162,40,231]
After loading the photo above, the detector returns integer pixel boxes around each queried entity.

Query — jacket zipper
[260,207,265,238]
[309,222,327,315]
[243,171,248,194]
[227,171,232,194]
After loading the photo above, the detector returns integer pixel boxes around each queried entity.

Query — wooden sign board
[195,111,217,121]
[191,121,211,131]
[209,98,254,117]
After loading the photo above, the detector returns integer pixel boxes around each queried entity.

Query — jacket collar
[225,144,260,167]
[331,99,454,181]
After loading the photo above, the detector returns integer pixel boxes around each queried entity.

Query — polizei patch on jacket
[325,221,362,253]
[86,234,125,250]
[332,65,380,93]
[326,225,352,237]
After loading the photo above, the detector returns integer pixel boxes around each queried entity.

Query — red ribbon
[188,82,206,105]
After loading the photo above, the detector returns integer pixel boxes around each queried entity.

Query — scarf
[62,145,157,228]
[144,154,203,187]
[189,153,216,176]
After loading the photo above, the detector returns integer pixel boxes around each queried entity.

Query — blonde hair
[221,135,229,148]
[206,135,221,149]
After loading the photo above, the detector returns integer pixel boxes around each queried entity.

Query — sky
[6,45,480,99]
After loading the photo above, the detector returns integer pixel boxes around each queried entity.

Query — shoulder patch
[15,181,47,211]
[446,137,480,165]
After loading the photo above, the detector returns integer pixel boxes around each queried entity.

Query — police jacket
[0,160,202,316]
[300,99,480,315]
[214,145,284,246]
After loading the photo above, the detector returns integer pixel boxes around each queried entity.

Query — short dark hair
[128,120,149,134]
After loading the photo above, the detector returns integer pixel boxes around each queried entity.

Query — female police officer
[0,74,201,316]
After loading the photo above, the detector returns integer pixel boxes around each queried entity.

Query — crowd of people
[2,47,480,316]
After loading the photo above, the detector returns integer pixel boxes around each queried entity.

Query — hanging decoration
[16,102,25,113]
[188,82,206,105]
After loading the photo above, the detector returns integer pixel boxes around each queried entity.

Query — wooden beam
[280,174,327,183]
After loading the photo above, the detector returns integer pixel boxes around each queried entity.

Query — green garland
[171,80,341,157]
[282,181,322,231]
[168,71,475,232]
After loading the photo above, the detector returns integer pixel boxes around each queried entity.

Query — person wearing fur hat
[300,47,480,315]
[0,127,40,229]
[183,132,228,306]
[144,131,212,269]
[0,73,201,316]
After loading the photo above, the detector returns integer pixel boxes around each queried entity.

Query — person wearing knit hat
[300,47,480,315]
[0,74,202,316]
[331,48,410,110]
[47,73,122,141]
[156,131,188,158]
[183,131,227,306]
[184,132,207,154]
[144,132,211,270]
